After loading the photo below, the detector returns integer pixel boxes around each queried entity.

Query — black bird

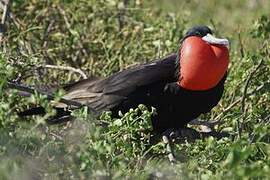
[20,26,230,133]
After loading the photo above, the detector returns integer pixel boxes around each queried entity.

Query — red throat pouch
[178,36,229,91]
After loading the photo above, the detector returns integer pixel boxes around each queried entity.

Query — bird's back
[55,54,177,113]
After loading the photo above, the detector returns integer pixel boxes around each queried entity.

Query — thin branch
[1,0,9,24]
[263,114,270,123]
[118,0,129,30]
[162,135,176,164]
[241,59,264,113]
[44,64,88,79]
[248,113,270,143]
[42,20,55,64]
[238,30,245,58]
[49,132,63,141]
[238,59,263,138]
[57,6,71,29]
[0,0,11,42]
[215,81,268,120]
[0,1,5,9]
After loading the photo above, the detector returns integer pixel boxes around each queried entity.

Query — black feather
[19,26,227,133]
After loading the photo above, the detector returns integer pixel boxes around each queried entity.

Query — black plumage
[20,26,227,133]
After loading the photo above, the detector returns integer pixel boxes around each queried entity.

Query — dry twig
[44,64,88,79]
[118,0,129,30]
[238,30,245,58]
[215,81,268,120]
[239,59,264,137]
[241,59,264,114]
[0,0,11,43]
[57,6,71,29]
[162,134,176,163]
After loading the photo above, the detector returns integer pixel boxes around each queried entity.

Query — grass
[0,0,270,179]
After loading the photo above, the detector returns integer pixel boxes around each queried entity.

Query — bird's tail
[18,106,72,124]
[18,106,46,116]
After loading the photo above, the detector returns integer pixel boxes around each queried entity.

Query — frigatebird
[19,26,230,133]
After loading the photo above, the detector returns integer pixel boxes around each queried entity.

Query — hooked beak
[202,33,230,49]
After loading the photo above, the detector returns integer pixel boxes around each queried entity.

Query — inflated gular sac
[179,36,229,91]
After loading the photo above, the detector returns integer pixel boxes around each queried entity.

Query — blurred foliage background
[0,0,269,179]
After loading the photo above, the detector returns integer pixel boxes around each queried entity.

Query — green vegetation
[0,0,269,179]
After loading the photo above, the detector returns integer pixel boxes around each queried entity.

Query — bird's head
[177,25,230,91]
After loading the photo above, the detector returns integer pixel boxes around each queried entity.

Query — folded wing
[56,54,177,112]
